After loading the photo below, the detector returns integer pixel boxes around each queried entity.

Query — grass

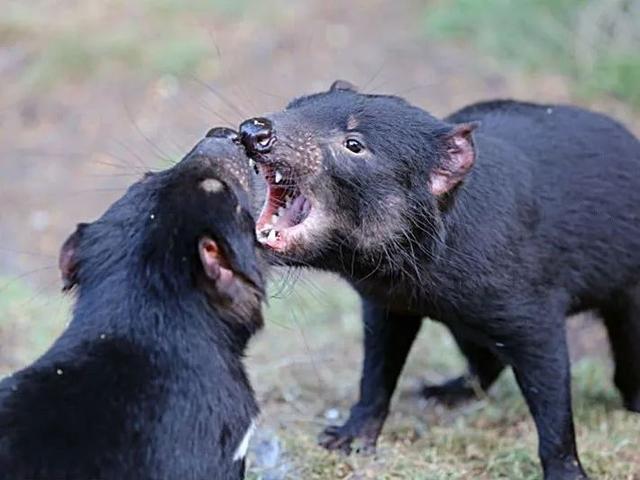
[423,0,640,109]
[0,276,69,374]
[1,272,639,478]
[244,272,640,479]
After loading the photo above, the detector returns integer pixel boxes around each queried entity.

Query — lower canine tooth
[268,229,278,242]
[275,171,283,184]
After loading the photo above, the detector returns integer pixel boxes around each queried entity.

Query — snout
[205,127,239,141]
[180,131,252,191]
[239,117,276,156]
[188,133,238,161]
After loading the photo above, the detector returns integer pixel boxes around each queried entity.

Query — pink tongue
[275,195,307,229]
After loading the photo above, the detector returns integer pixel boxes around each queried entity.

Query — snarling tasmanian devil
[238,80,640,480]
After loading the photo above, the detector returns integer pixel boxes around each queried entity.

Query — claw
[318,426,353,454]
[318,419,382,456]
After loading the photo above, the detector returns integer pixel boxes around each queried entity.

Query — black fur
[0,136,265,480]
[240,86,640,479]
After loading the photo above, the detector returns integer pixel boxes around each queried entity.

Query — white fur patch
[233,419,256,462]
[200,178,224,193]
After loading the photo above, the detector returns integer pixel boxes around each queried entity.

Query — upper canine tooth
[268,229,278,243]
[274,170,283,184]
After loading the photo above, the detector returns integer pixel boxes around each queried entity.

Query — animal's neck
[68,279,247,361]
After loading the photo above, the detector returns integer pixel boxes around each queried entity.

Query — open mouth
[253,160,312,250]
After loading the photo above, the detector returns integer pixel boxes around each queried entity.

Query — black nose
[239,117,275,155]
[205,127,238,141]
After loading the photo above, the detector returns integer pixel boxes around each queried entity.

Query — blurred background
[1,1,639,478]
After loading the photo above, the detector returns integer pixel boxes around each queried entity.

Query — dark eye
[345,138,365,154]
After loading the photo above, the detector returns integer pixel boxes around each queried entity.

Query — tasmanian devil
[0,128,265,480]
[237,80,640,480]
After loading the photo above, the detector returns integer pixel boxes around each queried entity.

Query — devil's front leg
[475,302,588,480]
[318,299,422,454]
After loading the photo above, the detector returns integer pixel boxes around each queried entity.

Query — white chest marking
[233,419,256,462]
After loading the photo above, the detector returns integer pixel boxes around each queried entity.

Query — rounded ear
[429,122,480,196]
[59,223,88,291]
[198,237,236,295]
[329,80,358,92]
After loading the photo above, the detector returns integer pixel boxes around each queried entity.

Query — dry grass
[243,273,640,479]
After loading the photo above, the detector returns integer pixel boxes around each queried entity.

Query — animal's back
[447,100,640,183]
[0,338,161,479]
[0,335,248,480]
[448,100,640,301]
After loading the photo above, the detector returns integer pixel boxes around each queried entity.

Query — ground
[1,1,639,479]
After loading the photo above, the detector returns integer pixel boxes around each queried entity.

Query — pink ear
[59,223,87,291]
[199,237,235,294]
[199,237,222,281]
[429,122,479,196]
[329,79,357,92]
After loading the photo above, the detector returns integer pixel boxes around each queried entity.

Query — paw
[545,457,589,480]
[623,391,640,413]
[545,467,589,480]
[317,415,383,455]
[421,375,481,406]
[546,473,589,480]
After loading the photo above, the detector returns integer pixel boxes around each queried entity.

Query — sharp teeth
[274,170,283,184]
[258,227,271,237]
[268,229,278,243]
[278,207,286,216]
